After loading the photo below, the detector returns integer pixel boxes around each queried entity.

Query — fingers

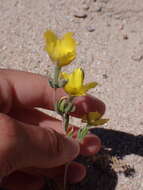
[0,110,101,189]
[9,107,102,156]
[48,162,86,184]
[67,162,86,184]
[0,69,105,117]
[22,161,86,184]
[80,134,101,156]
[9,107,56,126]
[0,113,79,177]
[72,95,105,117]
[1,162,86,190]
[1,172,45,190]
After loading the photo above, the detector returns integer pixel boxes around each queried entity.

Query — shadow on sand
[71,128,143,190]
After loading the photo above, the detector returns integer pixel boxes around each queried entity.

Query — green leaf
[77,127,88,140]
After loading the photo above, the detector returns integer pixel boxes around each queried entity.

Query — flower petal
[61,32,76,52]
[57,32,76,66]
[44,31,76,66]
[74,68,84,89]
[60,72,69,80]
[92,119,109,126]
[44,30,58,59]
[88,112,101,121]
[79,82,97,95]
[60,68,96,96]
[44,30,57,44]
[58,53,76,66]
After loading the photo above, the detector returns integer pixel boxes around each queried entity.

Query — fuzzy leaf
[77,127,88,140]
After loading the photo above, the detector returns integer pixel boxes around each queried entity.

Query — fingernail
[67,162,86,183]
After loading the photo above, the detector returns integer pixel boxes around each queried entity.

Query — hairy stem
[64,162,71,190]
[63,114,69,132]
[54,65,61,87]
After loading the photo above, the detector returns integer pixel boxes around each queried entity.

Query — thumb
[0,113,79,177]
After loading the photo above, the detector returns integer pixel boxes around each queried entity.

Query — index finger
[0,69,105,117]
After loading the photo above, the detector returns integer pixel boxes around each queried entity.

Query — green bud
[55,98,75,115]
[59,99,67,113]
[64,102,74,114]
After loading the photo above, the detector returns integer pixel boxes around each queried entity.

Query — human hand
[0,69,105,190]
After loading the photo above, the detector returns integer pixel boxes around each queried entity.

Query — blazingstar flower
[44,30,76,66]
[60,68,97,96]
[82,112,109,126]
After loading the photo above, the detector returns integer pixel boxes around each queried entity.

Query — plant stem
[64,162,71,190]
[63,114,69,132]
[54,65,61,87]
[60,97,75,190]
[53,88,57,108]
[68,95,75,102]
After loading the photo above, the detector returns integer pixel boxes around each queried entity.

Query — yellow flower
[44,30,76,67]
[60,68,97,96]
[82,112,109,126]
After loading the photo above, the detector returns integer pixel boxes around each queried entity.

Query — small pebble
[123,34,128,40]
[114,14,121,19]
[87,26,95,32]
[102,74,108,79]
[37,60,41,64]
[97,61,101,65]
[106,23,111,27]
[131,53,143,62]
[0,46,7,51]
[95,6,102,12]
[74,11,87,18]
[106,12,112,17]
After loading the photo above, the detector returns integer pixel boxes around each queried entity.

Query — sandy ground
[0,0,143,189]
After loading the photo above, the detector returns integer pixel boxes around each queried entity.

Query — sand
[0,0,143,189]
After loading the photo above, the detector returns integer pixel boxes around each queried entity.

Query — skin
[0,69,105,190]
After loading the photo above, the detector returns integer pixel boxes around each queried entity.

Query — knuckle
[0,114,19,157]
[0,115,21,176]
[0,114,17,139]
[46,128,64,159]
